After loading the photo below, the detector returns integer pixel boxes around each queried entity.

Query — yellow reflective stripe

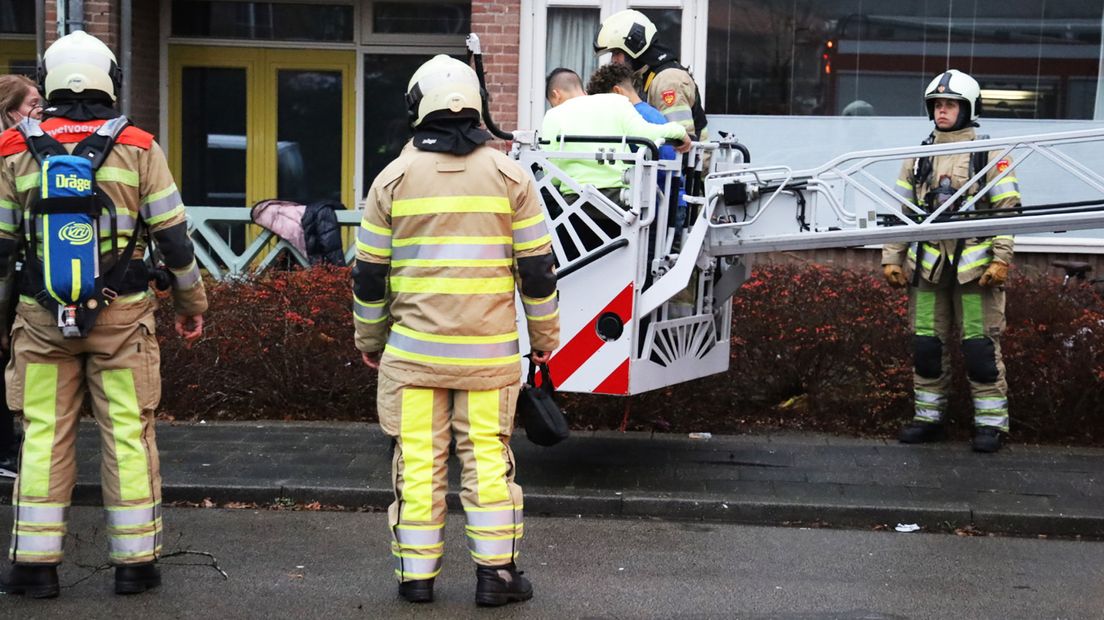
[105,501,159,511]
[896,179,913,190]
[393,196,510,217]
[12,550,61,557]
[395,524,444,531]
[96,167,139,187]
[21,363,58,497]
[354,313,387,325]
[15,520,65,527]
[103,369,152,501]
[144,204,185,226]
[0,199,20,211]
[393,542,444,550]
[393,235,512,246]
[392,552,444,559]
[16,172,40,192]
[0,221,20,233]
[356,240,392,256]
[469,389,510,505]
[511,214,545,230]
[70,258,80,301]
[391,258,512,268]
[990,190,1020,202]
[361,221,391,236]
[28,291,150,306]
[143,183,178,204]
[513,234,552,251]
[464,504,523,512]
[466,532,520,541]
[391,323,517,345]
[110,549,161,559]
[393,569,441,579]
[354,296,384,308]
[959,257,994,271]
[399,388,434,522]
[385,346,520,367]
[993,235,1014,241]
[470,551,516,561]
[389,276,514,295]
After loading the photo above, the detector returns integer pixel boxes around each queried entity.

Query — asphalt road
[1,507,1102,619]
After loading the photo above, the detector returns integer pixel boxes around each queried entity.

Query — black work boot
[475,563,532,607]
[398,578,434,603]
[972,427,1004,453]
[898,421,946,444]
[0,563,60,598]
[115,562,161,595]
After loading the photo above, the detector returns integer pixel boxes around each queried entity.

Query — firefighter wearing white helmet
[882,69,1021,453]
[39,30,122,102]
[594,9,708,141]
[355,54,558,606]
[0,31,206,598]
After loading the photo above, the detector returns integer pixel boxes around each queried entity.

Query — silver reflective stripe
[914,409,943,423]
[975,415,1008,429]
[106,503,161,528]
[894,183,914,200]
[388,331,519,360]
[357,224,391,249]
[14,532,64,553]
[974,397,1007,412]
[99,212,137,233]
[395,526,445,547]
[354,298,386,323]
[394,554,442,578]
[522,294,558,319]
[393,243,511,262]
[512,221,549,246]
[466,535,516,559]
[915,390,945,405]
[142,189,183,220]
[465,507,520,528]
[110,533,158,556]
[664,109,694,123]
[959,244,992,265]
[15,504,67,524]
[171,260,202,290]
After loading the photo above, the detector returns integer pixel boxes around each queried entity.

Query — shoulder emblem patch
[996,159,1010,173]
[661,89,677,107]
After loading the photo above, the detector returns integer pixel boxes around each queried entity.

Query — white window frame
[519,0,707,131]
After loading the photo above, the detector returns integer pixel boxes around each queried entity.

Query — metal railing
[187,206,361,280]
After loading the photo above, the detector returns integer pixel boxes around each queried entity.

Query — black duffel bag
[517,360,569,447]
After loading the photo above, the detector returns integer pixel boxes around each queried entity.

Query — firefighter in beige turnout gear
[355,55,559,606]
[595,9,709,142]
[883,69,1020,453]
[0,32,207,598]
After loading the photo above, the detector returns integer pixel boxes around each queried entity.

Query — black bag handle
[525,358,556,394]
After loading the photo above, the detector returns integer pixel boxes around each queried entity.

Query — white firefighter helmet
[593,9,656,59]
[924,69,981,122]
[405,55,482,128]
[40,30,121,102]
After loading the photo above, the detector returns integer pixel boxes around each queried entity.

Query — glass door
[169,46,356,210]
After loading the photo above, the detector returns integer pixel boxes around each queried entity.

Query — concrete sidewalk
[2,421,1102,537]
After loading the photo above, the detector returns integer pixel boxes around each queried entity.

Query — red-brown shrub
[155,263,1104,445]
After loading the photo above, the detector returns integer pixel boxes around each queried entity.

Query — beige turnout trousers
[7,296,163,565]
[377,370,523,582]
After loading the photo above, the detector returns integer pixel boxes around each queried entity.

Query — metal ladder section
[643,128,1104,314]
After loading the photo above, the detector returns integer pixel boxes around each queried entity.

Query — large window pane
[277,70,343,204]
[0,0,35,34]
[362,53,464,189]
[638,8,682,59]
[373,2,471,35]
[173,1,354,41]
[181,67,248,207]
[706,1,1103,119]
[546,7,600,103]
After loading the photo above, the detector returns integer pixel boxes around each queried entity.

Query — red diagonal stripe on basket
[544,283,634,387]
[593,359,629,395]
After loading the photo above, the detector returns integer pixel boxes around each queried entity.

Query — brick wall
[471,0,521,149]
[41,1,160,137]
